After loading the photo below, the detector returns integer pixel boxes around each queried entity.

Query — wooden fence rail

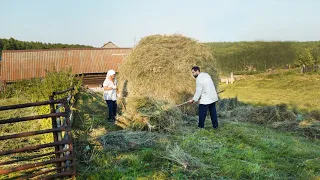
[0,87,76,179]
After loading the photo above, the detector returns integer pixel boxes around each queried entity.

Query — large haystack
[118,34,218,104]
[117,35,218,131]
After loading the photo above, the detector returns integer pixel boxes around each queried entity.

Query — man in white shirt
[189,66,219,129]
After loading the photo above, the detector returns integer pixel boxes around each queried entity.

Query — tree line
[0,37,93,58]
[206,41,320,73]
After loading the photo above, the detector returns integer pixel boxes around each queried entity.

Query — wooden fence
[0,87,76,179]
[301,65,320,73]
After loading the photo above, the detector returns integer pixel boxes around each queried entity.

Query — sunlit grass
[220,69,320,111]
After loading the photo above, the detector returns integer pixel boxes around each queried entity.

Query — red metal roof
[0,48,131,82]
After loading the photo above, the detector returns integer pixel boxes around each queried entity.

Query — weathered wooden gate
[0,87,76,179]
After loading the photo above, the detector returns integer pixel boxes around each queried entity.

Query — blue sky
[1,0,320,47]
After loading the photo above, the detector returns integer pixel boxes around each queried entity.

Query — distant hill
[206,41,320,74]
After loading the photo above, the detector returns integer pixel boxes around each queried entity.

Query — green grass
[0,98,54,150]
[220,69,320,111]
[0,70,80,179]
[73,91,320,180]
[0,98,55,180]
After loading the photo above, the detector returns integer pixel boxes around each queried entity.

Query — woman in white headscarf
[103,69,118,122]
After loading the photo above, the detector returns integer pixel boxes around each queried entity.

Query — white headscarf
[106,69,116,78]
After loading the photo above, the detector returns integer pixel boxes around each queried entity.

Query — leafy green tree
[294,48,314,67]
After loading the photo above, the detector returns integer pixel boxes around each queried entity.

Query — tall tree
[294,48,314,67]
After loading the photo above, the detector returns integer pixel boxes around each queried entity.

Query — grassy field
[219,69,320,111]
[73,91,320,180]
[1,69,320,179]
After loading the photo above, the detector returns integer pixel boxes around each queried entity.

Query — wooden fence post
[63,98,76,178]
[49,94,62,172]
[55,103,65,171]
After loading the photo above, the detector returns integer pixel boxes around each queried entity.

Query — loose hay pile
[117,34,218,131]
[116,97,183,132]
[100,130,159,152]
[160,143,205,169]
[230,104,297,124]
[298,110,320,138]
[218,98,320,139]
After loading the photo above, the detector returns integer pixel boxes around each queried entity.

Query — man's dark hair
[191,66,200,72]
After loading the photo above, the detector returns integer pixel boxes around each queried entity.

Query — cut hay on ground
[160,143,205,169]
[230,104,297,124]
[218,98,320,139]
[100,130,160,152]
[116,97,183,132]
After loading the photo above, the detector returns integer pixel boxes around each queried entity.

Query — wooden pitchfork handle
[176,90,225,107]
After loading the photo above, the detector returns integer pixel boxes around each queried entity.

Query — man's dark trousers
[198,102,218,128]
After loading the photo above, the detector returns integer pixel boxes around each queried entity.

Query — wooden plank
[0,98,66,111]
[52,87,74,95]
[0,139,71,156]
[40,170,75,180]
[0,148,71,166]
[0,112,68,124]
[15,165,73,180]
[0,155,72,175]
[0,126,69,140]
